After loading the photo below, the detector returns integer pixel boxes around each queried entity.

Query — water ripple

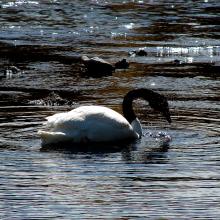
[0,0,220,219]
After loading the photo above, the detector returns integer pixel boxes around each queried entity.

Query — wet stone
[81,55,115,76]
[115,59,129,69]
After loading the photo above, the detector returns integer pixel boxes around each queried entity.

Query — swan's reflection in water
[40,130,170,164]
[121,143,169,164]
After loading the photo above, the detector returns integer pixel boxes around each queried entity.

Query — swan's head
[148,93,171,123]
[123,88,172,125]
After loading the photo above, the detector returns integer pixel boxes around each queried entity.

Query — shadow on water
[121,144,169,164]
[40,138,170,164]
[40,138,137,154]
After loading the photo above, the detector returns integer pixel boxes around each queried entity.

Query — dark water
[0,0,220,219]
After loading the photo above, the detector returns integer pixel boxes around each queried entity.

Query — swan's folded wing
[44,111,84,130]
[38,106,138,144]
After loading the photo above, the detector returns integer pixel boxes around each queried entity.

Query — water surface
[0,0,220,219]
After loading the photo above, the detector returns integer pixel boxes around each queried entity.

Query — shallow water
[0,0,220,219]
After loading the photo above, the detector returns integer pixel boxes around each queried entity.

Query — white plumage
[38,88,171,146]
[38,105,139,145]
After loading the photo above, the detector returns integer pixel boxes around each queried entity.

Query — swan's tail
[38,130,70,145]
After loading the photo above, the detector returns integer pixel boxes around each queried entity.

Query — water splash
[144,130,172,147]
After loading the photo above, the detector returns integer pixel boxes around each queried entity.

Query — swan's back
[38,106,138,145]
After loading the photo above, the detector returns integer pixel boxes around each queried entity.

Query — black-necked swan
[38,89,171,145]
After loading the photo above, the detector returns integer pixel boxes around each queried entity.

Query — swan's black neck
[122,89,169,123]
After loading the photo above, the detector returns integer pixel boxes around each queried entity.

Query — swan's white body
[38,106,142,145]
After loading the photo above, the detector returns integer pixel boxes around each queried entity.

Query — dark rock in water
[81,55,115,76]
[136,49,148,56]
[115,59,129,69]
[129,48,148,56]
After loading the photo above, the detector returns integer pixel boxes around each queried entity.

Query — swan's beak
[163,110,172,124]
